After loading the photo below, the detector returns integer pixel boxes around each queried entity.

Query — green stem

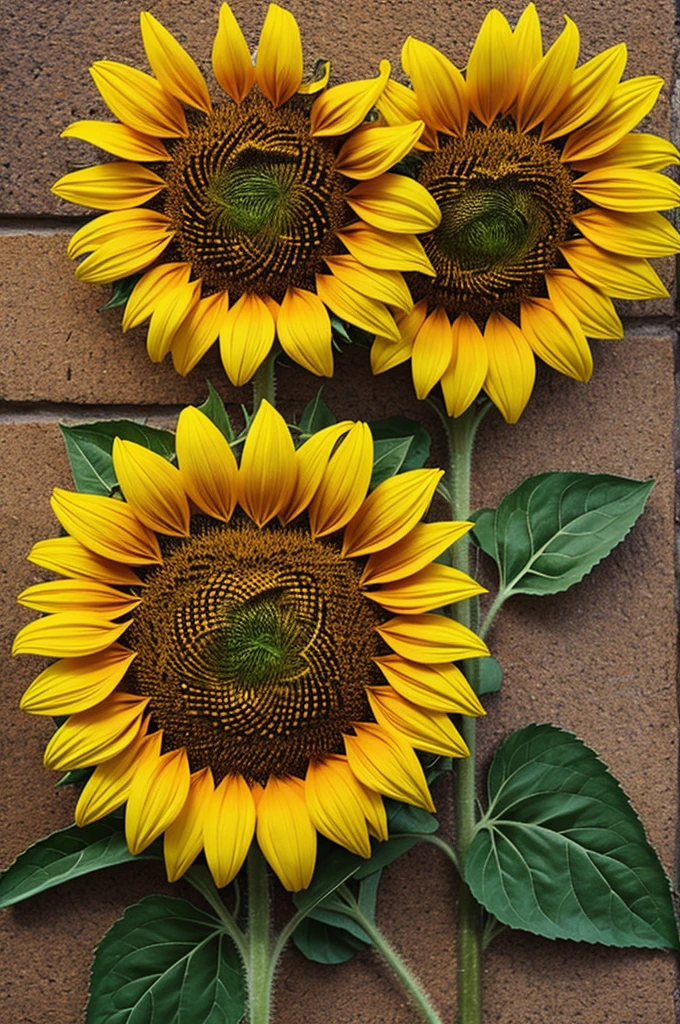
[479,590,507,640]
[245,846,273,1024]
[184,864,248,961]
[442,402,491,1024]
[252,350,277,411]
[339,888,444,1024]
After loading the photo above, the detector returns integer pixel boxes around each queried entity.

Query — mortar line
[0,402,191,424]
[0,216,89,235]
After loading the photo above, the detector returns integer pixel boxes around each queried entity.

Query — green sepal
[99,274,140,311]
[86,895,246,1024]
[459,656,503,695]
[197,381,235,442]
[471,472,654,598]
[465,724,679,949]
[60,420,176,495]
[0,819,161,909]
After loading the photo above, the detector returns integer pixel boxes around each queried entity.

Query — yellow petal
[203,774,256,887]
[359,782,389,842]
[12,612,130,658]
[90,60,188,137]
[176,406,238,522]
[67,209,172,260]
[374,654,485,716]
[220,292,275,387]
[375,78,439,151]
[52,162,166,211]
[334,121,425,180]
[277,287,333,377]
[365,563,486,615]
[376,613,489,663]
[467,10,517,125]
[325,255,413,313]
[346,173,441,234]
[27,536,142,587]
[362,520,472,585]
[113,439,190,538]
[212,2,255,103]
[515,16,579,133]
[20,644,136,716]
[367,687,469,757]
[140,12,212,113]
[308,422,373,537]
[513,3,543,95]
[280,422,353,524]
[440,313,488,418]
[540,44,627,141]
[126,746,191,854]
[573,166,680,212]
[171,290,229,375]
[44,692,148,771]
[342,468,443,558]
[311,60,390,136]
[371,301,428,376]
[75,723,161,825]
[401,36,468,136]
[239,400,297,527]
[256,3,303,108]
[344,723,435,812]
[572,208,680,258]
[298,60,331,96]
[559,238,669,299]
[62,120,171,162]
[257,777,317,891]
[17,578,140,618]
[315,274,400,342]
[562,76,664,163]
[305,756,372,858]
[411,306,453,399]
[122,263,192,332]
[520,297,593,382]
[164,768,215,882]
[147,279,202,362]
[337,223,435,276]
[569,132,680,174]
[75,231,174,285]
[50,488,162,565]
[483,313,536,424]
[545,269,624,340]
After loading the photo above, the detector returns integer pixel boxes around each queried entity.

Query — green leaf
[466,724,679,949]
[0,820,160,909]
[292,916,369,964]
[369,417,431,473]
[298,389,336,436]
[459,656,503,695]
[471,472,654,597]
[197,381,234,442]
[329,314,353,346]
[370,436,414,488]
[61,420,176,495]
[99,274,140,311]
[87,895,246,1024]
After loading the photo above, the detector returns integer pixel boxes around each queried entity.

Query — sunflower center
[164,95,349,301]
[127,519,379,784]
[415,126,573,317]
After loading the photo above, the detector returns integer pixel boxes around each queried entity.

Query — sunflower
[13,402,488,892]
[371,3,680,422]
[52,5,440,385]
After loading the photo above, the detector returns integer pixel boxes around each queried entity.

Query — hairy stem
[443,402,491,1024]
[246,846,273,1024]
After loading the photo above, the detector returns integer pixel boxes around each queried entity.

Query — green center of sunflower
[127,519,380,784]
[164,95,349,301]
[416,127,573,317]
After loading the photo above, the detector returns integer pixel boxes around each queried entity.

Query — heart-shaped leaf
[466,724,679,948]
[87,895,245,1024]
[471,472,654,598]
